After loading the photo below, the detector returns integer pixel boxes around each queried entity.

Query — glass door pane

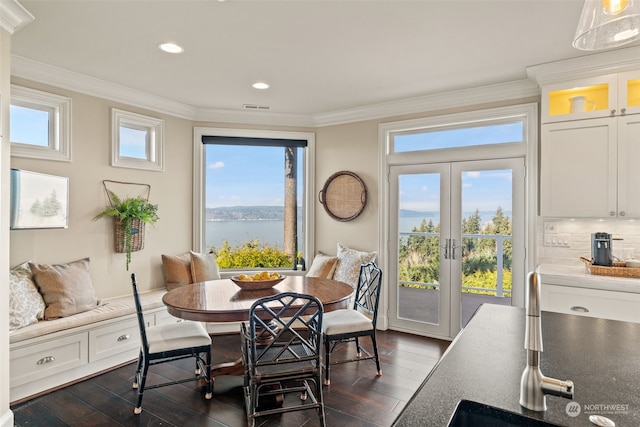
[389,163,451,338]
[397,172,441,324]
[458,167,514,328]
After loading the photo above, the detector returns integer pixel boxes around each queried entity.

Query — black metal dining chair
[130,273,213,414]
[241,291,325,427]
[322,261,383,385]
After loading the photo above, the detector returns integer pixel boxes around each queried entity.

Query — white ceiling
[8,0,639,125]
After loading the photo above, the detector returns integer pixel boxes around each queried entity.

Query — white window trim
[193,127,316,266]
[10,85,72,162]
[111,108,164,171]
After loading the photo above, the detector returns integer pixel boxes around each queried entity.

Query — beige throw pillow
[333,243,377,288]
[29,258,98,319]
[190,251,221,282]
[306,253,339,279]
[9,261,46,331]
[161,253,193,291]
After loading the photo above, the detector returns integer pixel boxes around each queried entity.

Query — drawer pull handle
[37,356,55,365]
[571,306,589,313]
[117,334,131,341]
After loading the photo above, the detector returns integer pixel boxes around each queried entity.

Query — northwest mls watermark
[566,401,630,417]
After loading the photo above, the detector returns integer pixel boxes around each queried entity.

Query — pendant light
[573,0,640,50]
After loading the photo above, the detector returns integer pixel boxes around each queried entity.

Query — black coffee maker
[592,232,613,266]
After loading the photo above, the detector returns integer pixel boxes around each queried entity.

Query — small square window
[10,85,72,162]
[111,108,164,171]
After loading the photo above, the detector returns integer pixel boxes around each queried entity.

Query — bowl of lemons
[230,271,285,290]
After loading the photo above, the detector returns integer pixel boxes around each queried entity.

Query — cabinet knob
[117,334,131,341]
[610,109,616,116]
[610,211,616,216]
[571,306,589,313]
[620,211,626,216]
[621,108,626,116]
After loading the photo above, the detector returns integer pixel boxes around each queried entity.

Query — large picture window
[194,128,315,271]
[10,85,72,162]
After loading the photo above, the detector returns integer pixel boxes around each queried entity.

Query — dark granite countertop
[393,304,640,427]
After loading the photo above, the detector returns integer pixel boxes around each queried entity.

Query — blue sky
[205,145,300,208]
[399,170,513,213]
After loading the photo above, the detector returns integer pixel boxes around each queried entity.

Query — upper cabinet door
[540,118,617,217]
[618,70,640,117]
[617,115,640,218]
[541,75,617,124]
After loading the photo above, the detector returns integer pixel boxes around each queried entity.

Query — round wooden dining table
[162,275,354,379]
[163,275,354,322]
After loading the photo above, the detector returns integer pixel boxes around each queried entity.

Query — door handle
[450,239,458,260]
[442,238,450,260]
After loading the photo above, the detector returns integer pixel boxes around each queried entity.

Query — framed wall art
[10,169,69,229]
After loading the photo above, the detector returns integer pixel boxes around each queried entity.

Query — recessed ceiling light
[158,42,184,54]
[252,82,270,90]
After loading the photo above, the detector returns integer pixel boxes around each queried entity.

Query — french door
[388,158,524,339]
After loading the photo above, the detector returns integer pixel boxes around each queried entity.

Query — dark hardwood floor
[11,330,449,427]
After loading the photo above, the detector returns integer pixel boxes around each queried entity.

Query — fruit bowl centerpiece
[230,271,285,290]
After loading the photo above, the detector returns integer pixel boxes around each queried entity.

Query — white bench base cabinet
[9,290,183,404]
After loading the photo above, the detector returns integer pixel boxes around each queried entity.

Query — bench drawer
[154,308,184,325]
[88,316,150,363]
[11,333,88,387]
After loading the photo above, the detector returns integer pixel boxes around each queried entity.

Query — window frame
[111,108,164,171]
[10,85,72,162]
[193,127,316,272]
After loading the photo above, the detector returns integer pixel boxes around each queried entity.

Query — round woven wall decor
[319,171,367,221]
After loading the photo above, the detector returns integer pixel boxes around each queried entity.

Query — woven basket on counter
[580,256,640,279]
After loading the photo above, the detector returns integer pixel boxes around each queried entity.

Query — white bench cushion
[10,289,166,344]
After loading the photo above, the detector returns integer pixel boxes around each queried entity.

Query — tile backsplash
[536,218,640,267]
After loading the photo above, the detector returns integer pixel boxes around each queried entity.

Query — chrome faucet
[519,271,574,411]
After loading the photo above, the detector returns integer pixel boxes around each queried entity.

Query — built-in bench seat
[10,290,166,344]
[10,289,175,404]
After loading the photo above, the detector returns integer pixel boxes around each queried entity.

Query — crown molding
[527,45,640,85]
[312,79,541,127]
[12,54,541,128]
[194,108,316,128]
[11,55,197,120]
[0,0,34,34]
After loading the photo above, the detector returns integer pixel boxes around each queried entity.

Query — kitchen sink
[447,400,564,427]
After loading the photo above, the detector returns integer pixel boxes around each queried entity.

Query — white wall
[314,120,380,256]
[9,78,194,298]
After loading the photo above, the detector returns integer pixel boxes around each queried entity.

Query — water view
[205,211,507,250]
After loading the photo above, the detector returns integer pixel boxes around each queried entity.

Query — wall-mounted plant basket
[319,170,367,222]
[95,180,158,270]
[113,217,145,253]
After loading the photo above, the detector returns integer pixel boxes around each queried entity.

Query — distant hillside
[205,207,511,222]
[206,206,284,221]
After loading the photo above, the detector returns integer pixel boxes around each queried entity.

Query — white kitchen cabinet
[541,283,640,323]
[540,114,640,217]
[541,70,640,124]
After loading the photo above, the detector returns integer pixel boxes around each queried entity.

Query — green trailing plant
[94,191,159,270]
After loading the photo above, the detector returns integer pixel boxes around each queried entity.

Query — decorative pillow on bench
[9,261,46,331]
[333,243,377,288]
[306,253,338,279]
[161,251,221,291]
[29,257,99,320]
